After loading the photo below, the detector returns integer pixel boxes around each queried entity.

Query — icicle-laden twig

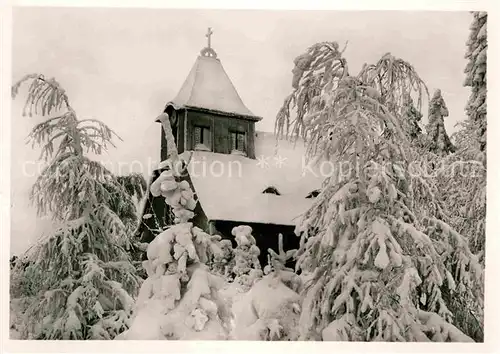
[26,115,122,161]
[26,112,76,160]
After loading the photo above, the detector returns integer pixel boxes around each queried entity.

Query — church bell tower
[157,28,262,161]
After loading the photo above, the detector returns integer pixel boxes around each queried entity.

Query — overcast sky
[10,8,472,254]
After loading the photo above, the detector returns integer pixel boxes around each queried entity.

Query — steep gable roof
[174,130,325,227]
[179,150,318,226]
[167,55,262,121]
[143,131,326,230]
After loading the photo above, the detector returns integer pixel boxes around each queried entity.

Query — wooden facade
[160,105,257,160]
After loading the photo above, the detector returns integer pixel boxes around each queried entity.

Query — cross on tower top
[200,27,217,58]
[206,27,213,49]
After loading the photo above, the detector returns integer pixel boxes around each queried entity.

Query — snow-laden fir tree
[437,119,485,261]
[401,94,424,146]
[115,173,147,220]
[428,103,486,343]
[409,15,488,335]
[276,43,482,341]
[232,225,262,289]
[11,74,141,339]
[103,173,148,258]
[117,113,231,340]
[426,89,455,155]
[464,11,487,153]
[264,234,301,292]
[111,172,150,277]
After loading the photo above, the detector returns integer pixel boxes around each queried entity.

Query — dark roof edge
[210,218,297,227]
[157,102,263,122]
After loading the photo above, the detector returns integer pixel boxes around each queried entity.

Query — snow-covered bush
[231,273,302,341]
[10,256,37,298]
[118,113,231,340]
[232,225,262,288]
[276,44,481,341]
[11,74,141,340]
[211,239,235,280]
[264,233,301,293]
[120,222,231,340]
[231,237,302,341]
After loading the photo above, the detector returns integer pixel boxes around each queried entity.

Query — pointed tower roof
[166,28,262,121]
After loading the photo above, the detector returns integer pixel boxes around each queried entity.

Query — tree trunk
[156,113,179,163]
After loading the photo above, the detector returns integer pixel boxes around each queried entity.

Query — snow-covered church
[137,29,322,266]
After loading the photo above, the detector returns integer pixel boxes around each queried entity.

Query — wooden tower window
[194,125,212,151]
[230,131,246,155]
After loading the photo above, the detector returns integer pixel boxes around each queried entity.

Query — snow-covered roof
[179,143,323,226]
[167,55,261,121]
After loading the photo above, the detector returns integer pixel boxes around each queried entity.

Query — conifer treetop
[463,11,487,152]
[426,88,455,155]
[12,74,121,160]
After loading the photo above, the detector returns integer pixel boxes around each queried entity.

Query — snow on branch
[13,73,121,159]
[12,73,73,116]
[275,41,349,141]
